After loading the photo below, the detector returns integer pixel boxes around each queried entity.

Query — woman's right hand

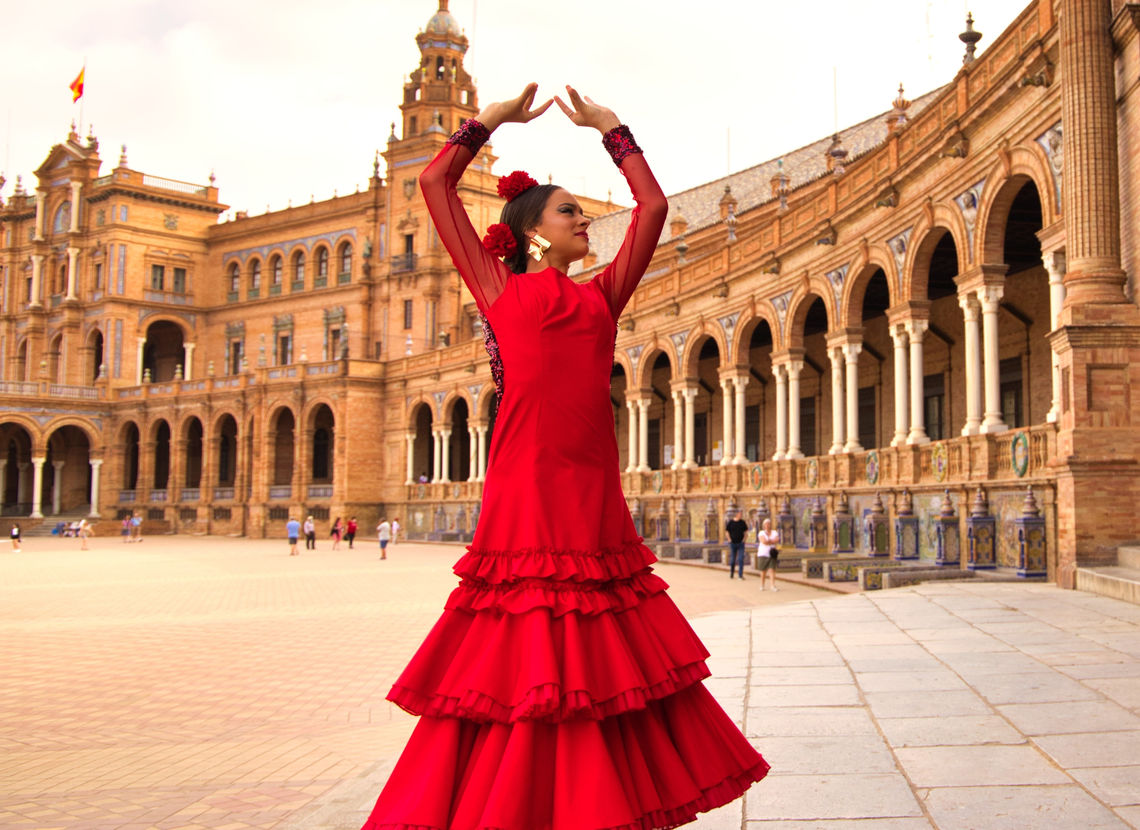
[475,83,553,132]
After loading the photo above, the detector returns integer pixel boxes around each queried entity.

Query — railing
[268,485,292,500]
[143,290,193,305]
[180,488,200,501]
[390,253,417,273]
[267,367,297,379]
[307,485,333,499]
[142,174,210,196]
[92,175,113,187]
[0,381,39,395]
[48,384,101,399]
[306,362,339,375]
[119,490,137,503]
[213,487,235,501]
[150,489,168,502]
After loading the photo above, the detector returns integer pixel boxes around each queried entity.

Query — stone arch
[785,283,836,350]
[0,421,37,513]
[611,349,634,384]
[268,406,296,488]
[977,169,1051,268]
[149,418,172,489]
[181,415,204,488]
[635,340,677,387]
[85,325,105,382]
[13,337,30,381]
[307,403,335,484]
[730,306,780,367]
[680,322,728,380]
[142,318,189,382]
[441,389,475,422]
[409,401,435,483]
[906,207,969,303]
[842,250,900,328]
[214,413,239,487]
[43,424,93,514]
[120,420,141,491]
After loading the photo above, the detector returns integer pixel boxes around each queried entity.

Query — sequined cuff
[447,119,491,154]
[602,125,642,167]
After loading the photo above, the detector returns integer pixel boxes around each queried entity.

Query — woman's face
[762,519,772,530]
[530,188,590,262]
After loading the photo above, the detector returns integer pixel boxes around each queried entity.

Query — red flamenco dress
[361,120,768,830]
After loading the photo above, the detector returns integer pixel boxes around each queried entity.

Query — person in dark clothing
[725,509,749,579]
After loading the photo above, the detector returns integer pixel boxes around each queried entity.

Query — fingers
[553,95,573,117]
[526,98,554,121]
[566,85,587,111]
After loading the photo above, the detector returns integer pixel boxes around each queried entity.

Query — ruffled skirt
[360,541,768,830]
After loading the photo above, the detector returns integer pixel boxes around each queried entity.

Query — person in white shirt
[377,519,391,560]
[390,517,400,547]
[757,518,780,592]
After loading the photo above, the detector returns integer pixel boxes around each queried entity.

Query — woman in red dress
[361,83,768,830]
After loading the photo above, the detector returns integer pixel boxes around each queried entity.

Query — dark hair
[500,183,559,274]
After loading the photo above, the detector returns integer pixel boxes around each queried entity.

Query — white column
[30,457,45,518]
[637,398,651,472]
[828,347,845,454]
[890,326,909,446]
[69,181,82,233]
[1043,252,1066,424]
[959,295,983,436]
[786,360,804,459]
[51,461,65,514]
[30,255,44,307]
[844,342,863,452]
[467,426,478,481]
[733,375,749,464]
[405,433,415,484]
[34,189,46,240]
[66,247,79,299]
[773,363,788,460]
[906,320,930,445]
[978,285,1007,433]
[671,390,684,470]
[476,426,488,481]
[89,459,103,517]
[440,428,452,483]
[682,387,698,469]
[136,337,146,385]
[183,343,196,381]
[719,378,733,465]
[625,399,638,473]
[431,429,442,482]
[17,463,29,505]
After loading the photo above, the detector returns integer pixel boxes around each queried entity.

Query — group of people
[285,515,399,557]
[120,511,143,544]
[724,512,781,590]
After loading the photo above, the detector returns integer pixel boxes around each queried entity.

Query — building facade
[2,0,1138,587]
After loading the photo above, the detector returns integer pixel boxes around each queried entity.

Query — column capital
[888,323,909,346]
[1042,250,1066,284]
[953,262,1008,294]
[957,291,980,318]
[785,359,804,376]
[886,301,930,328]
[977,284,1004,311]
[772,362,788,382]
[770,348,804,368]
[733,374,750,389]
[842,341,862,362]
[31,456,46,466]
[670,378,699,394]
[31,253,44,264]
[904,318,928,339]
[636,397,650,411]
[681,386,698,401]
[825,329,863,350]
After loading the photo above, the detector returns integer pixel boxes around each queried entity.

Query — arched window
[292,251,305,287]
[249,259,261,295]
[335,241,348,280]
[316,247,329,283]
[270,255,283,286]
[228,263,240,294]
[52,201,72,235]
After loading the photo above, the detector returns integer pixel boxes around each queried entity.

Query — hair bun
[497,170,538,202]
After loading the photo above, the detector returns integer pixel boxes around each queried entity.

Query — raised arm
[592,135,668,319]
[419,84,552,312]
[554,87,667,319]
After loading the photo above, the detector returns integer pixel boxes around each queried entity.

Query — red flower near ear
[497,170,538,202]
[482,223,517,258]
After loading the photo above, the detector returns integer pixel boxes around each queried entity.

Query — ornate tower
[400,1,479,141]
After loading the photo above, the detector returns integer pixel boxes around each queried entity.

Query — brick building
[1,0,1138,588]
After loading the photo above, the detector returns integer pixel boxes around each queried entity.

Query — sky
[1,0,1034,219]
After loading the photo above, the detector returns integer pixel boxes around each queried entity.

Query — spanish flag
[69,67,85,102]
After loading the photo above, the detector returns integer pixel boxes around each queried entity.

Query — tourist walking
[359,83,767,830]
[389,517,399,547]
[285,516,301,556]
[130,511,143,543]
[346,516,358,549]
[376,518,390,560]
[725,508,748,579]
[78,518,91,551]
[330,517,344,551]
[757,518,780,591]
[9,522,20,552]
[303,515,316,550]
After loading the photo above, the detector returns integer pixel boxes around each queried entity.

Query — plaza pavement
[1,536,1138,829]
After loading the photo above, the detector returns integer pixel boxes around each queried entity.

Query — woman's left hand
[555,86,620,133]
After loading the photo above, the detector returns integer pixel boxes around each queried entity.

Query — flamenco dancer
[361,83,769,830]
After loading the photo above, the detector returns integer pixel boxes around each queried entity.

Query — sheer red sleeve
[591,126,669,320]
[419,121,511,312]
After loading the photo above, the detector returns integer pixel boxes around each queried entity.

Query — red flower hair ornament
[482,223,517,259]
[497,170,538,202]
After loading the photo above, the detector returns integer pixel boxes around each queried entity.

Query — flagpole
[79,59,86,134]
